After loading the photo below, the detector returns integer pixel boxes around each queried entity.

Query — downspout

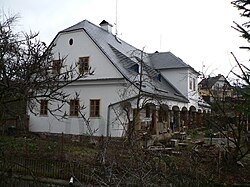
[107,104,111,137]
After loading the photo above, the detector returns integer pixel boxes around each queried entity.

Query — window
[69,99,79,116]
[193,78,196,91]
[52,60,62,74]
[40,100,48,116]
[189,77,196,91]
[90,99,100,117]
[189,78,193,90]
[69,38,73,45]
[157,74,161,82]
[78,57,89,74]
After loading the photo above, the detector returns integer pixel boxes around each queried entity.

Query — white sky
[2,0,249,79]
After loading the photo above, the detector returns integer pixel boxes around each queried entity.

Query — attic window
[78,57,89,74]
[69,38,73,45]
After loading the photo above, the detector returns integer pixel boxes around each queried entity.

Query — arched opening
[143,103,156,133]
[197,109,202,126]
[189,106,196,127]
[171,106,180,131]
[158,104,170,133]
[181,107,188,129]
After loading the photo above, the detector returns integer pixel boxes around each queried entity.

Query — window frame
[69,99,79,117]
[78,56,90,74]
[52,59,62,74]
[90,99,100,118]
[40,99,48,116]
[192,78,196,91]
[189,78,193,90]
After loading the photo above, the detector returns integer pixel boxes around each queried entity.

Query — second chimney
[99,20,113,33]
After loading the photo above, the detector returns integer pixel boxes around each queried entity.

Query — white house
[29,20,210,137]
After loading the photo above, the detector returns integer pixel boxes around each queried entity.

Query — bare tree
[0,13,86,130]
[109,48,167,147]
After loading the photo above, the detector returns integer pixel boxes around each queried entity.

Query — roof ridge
[60,19,87,32]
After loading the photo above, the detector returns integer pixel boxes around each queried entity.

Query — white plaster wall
[160,68,199,108]
[52,30,123,80]
[109,105,127,137]
[160,68,188,97]
[29,82,125,136]
[29,29,126,136]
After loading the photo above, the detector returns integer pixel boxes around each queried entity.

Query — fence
[0,177,67,187]
[0,156,94,184]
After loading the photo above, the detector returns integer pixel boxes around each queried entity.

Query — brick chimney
[99,20,113,33]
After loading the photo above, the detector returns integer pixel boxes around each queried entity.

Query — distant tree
[200,1,250,164]
[0,13,85,130]
[231,0,250,85]
[231,0,250,125]
[232,0,250,51]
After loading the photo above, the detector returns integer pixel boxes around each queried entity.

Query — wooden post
[152,109,157,134]
[167,110,171,131]
[60,132,64,160]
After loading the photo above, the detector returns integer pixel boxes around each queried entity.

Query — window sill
[68,116,79,118]
[89,116,101,119]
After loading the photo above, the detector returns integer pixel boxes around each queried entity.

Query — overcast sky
[2,0,248,79]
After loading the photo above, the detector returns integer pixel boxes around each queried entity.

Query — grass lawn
[0,133,97,162]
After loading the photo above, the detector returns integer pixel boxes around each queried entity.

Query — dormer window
[78,57,89,74]
[135,64,140,73]
[129,64,140,73]
[157,74,161,82]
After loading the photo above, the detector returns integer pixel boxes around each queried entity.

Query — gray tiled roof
[149,52,190,70]
[57,20,188,103]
